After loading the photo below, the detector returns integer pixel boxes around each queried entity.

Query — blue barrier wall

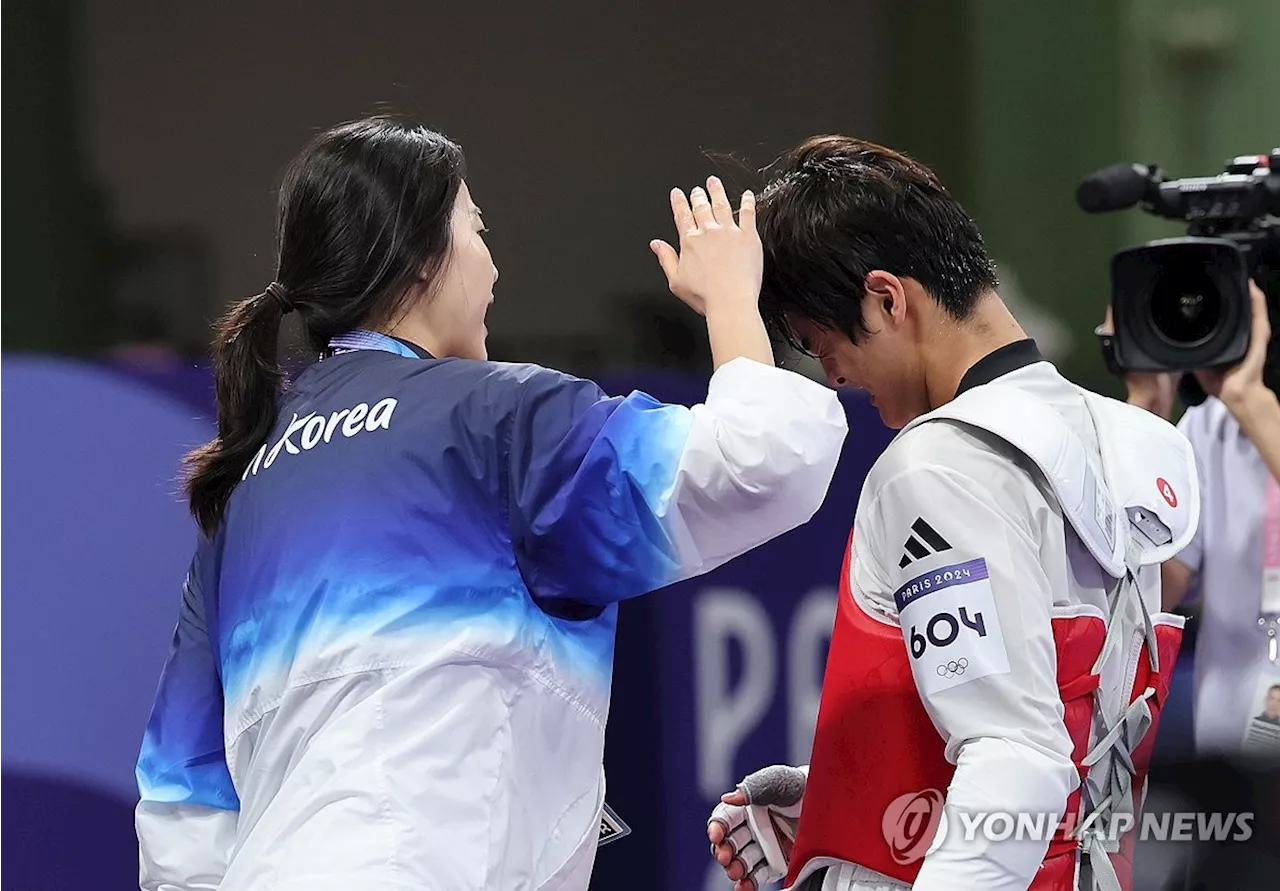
[2,357,214,887]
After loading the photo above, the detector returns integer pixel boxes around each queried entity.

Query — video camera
[1077,150,1280,381]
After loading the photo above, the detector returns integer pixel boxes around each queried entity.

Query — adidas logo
[899,518,953,568]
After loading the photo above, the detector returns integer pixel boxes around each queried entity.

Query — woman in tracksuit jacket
[135,117,848,891]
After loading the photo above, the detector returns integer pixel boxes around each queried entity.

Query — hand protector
[708,764,807,889]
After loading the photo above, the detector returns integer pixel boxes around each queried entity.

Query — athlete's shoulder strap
[901,385,1127,576]
[901,384,1199,573]
[1079,389,1200,566]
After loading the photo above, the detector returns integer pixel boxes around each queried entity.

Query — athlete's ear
[864,271,907,325]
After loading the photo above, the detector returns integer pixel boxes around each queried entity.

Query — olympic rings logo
[936,657,968,678]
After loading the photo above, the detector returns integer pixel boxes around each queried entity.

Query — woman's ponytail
[183,117,467,535]
[184,288,290,535]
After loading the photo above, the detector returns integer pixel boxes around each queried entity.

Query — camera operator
[1106,278,1280,755]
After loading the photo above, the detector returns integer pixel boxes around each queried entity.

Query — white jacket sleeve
[859,461,1079,891]
[507,357,848,605]
[666,357,849,574]
[136,802,238,891]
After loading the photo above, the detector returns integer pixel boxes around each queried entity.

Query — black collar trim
[955,339,1045,395]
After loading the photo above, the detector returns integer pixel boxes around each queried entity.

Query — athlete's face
[787,273,930,429]
[423,182,498,360]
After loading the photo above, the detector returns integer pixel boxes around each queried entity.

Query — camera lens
[1149,263,1222,346]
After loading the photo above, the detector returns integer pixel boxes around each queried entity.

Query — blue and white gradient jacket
[136,331,847,891]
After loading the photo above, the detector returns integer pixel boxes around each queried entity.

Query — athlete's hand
[651,176,762,318]
[707,764,807,891]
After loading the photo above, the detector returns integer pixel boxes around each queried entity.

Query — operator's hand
[1195,280,1272,416]
[651,177,763,318]
[1098,306,1179,419]
[707,764,807,891]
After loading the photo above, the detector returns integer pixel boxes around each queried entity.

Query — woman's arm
[505,359,846,607]
[506,179,848,607]
[136,549,239,890]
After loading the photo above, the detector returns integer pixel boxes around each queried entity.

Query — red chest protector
[784,534,1184,891]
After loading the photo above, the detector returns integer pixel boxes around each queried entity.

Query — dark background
[5,1,1279,888]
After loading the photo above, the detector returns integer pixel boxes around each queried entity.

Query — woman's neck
[382,315,443,358]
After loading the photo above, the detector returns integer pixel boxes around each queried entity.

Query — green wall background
[3,0,111,353]
[887,0,1278,395]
